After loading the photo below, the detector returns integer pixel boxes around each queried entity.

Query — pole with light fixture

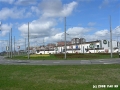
[110,16,112,58]
[10,28,12,58]
[0,21,1,54]
[64,17,66,59]
[28,22,30,59]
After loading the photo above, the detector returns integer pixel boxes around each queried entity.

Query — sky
[0,0,120,51]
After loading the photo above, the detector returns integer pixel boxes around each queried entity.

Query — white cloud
[44,27,92,42]
[99,0,118,9]
[39,0,78,18]
[88,22,96,27]
[18,18,60,38]
[18,0,78,44]
[94,27,120,39]
[0,23,12,36]
[0,7,31,20]
[99,0,109,9]
[0,0,15,4]
[15,0,37,5]
[113,26,120,33]
[95,29,109,36]
[31,6,41,15]
[77,0,92,2]
[113,26,120,37]
[67,27,91,36]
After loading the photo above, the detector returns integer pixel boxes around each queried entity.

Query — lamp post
[0,21,1,53]
[43,38,45,54]
[28,22,30,59]
[10,28,13,58]
[64,17,66,59]
[0,22,14,58]
[25,38,26,53]
[0,40,8,56]
[110,16,112,58]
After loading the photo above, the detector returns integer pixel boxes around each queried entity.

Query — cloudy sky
[0,0,120,51]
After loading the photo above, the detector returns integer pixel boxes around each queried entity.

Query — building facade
[35,38,120,54]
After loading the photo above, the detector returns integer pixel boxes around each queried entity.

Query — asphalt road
[0,56,120,65]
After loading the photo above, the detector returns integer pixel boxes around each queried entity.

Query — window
[117,42,119,47]
[108,41,109,47]
[97,45,99,48]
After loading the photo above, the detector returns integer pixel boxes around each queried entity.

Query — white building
[35,38,120,54]
[56,39,119,54]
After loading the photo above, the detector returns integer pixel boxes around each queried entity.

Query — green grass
[7,53,120,60]
[0,65,120,90]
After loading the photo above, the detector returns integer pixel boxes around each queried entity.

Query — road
[0,56,120,65]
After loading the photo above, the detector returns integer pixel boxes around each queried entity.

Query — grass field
[0,65,120,90]
[9,53,119,60]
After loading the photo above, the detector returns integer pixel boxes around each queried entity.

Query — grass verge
[7,53,120,60]
[0,65,120,90]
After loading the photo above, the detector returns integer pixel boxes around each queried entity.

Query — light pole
[10,28,12,58]
[25,38,26,53]
[110,16,112,58]
[28,22,30,59]
[0,40,8,56]
[0,21,1,53]
[0,22,12,58]
[9,33,10,57]
[14,36,15,56]
[64,17,66,59]
[43,38,45,54]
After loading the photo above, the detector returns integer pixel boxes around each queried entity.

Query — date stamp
[93,85,119,89]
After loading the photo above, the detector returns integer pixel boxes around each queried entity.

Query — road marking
[99,61,105,62]
[53,62,60,63]
[104,63,112,64]
[41,64,48,65]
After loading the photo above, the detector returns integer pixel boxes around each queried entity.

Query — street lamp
[28,22,30,59]
[109,16,112,58]
[64,17,66,59]
[0,22,12,58]
[0,40,8,56]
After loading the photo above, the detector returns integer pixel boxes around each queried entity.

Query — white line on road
[99,61,105,62]
[41,64,48,65]
[104,63,112,64]
[53,62,60,63]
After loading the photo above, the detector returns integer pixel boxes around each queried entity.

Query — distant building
[56,39,119,53]
[71,38,86,44]
[31,38,120,54]
[57,41,71,46]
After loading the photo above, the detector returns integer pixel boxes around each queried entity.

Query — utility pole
[110,16,112,58]
[11,28,12,58]
[0,22,1,54]
[43,39,45,54]
[14,36,15,56]
[25,38,26,53]
[9,32,10,58]
[6,40,9,57]
[64,17,66,59]
[28,22,30,59]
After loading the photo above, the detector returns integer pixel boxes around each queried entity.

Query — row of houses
[31,38,120,54]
